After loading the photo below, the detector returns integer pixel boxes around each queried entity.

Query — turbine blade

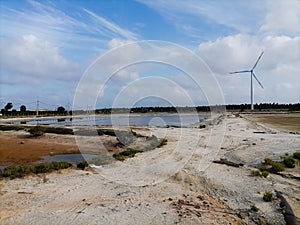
[252,51,264,70]
[252,72,264,89]
[229,70,251,74]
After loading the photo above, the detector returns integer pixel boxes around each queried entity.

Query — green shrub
[259,165,267,172]
[293,152,300,160]
[157,138,168,148]
[77,161,89,170]
[0,162,71,179]
[263,191,273,202]
[250,204,259,212]
[261,170,269,178]
[33,164,50,173]
[251,170,261,177]
[264,158,274,165]
[113,148,141,161]
[271,162,285,173]
[283,156,295,168]
[28,125,45,137]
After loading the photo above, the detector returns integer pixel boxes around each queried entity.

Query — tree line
[1,102,299,117]
[0,102,67,116]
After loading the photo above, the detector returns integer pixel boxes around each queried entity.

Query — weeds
[292,152,300,160]
[0,161,71,179]
[113,137,168,161]
[261,170,269,178]
[28,125,45,137]
[263,191,273,202]
[250,204,259,212]
[283,156,295,168]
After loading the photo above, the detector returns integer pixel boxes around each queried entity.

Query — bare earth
[0,113,299,224]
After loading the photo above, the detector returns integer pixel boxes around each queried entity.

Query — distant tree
[20,105,27,112]
[57,106,66,114]
[4,102,13,111]
[1,109,5,116]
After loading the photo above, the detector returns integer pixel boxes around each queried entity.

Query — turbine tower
[230,52,264,110]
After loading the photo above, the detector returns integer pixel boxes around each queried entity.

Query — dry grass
[246,113,300,133]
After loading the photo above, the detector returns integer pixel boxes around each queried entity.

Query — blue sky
[0,0,299,110]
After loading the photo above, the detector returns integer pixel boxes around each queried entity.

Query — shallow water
[22,114,204,127]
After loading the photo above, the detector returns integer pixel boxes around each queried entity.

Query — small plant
[28,125,45,137]
[251,170,261,177]
[261,170,269,178]
[264,158,274,165]
[77,161,89,170]
[0,162,71,179]
[263,191,273,202]
[293,152,300,160]
[250,204,259,212]
[259,165,267,172]
[157,138,168,148]
[271,162,285,173]
[283,156,295,168]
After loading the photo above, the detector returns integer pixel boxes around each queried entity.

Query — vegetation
[20,105,26,112]
[0,161,71,179]
[1,102,299,117]
[113,136,168,161]
[113,148,142,161]
[250,204,259,212]
[283,156,296,168]
[293,152,300,160]
[251,170,261,177]
[77,161,89,170]
[261,170,269,178]
[28,125,46,137]
[263,157,285,173]
[263,191,273,202]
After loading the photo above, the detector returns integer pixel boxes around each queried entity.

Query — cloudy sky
[0,0,299,110]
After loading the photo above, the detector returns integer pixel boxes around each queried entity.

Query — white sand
[0,114,299,224]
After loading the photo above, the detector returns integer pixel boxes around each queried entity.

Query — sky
[0,0,299,110]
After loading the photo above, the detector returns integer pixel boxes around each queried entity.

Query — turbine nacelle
[229,52,264,110]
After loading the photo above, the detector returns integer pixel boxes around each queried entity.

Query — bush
[0,162,71,179]
[263,191,273,202]
[264,158,274,165]
[271,162,285,173]
[77,161,89,170]
[261,170,269,178]
[251,170,261,177]
[28,125,45,137]
[250,204,259,212]
[283,156,295,168]
[293,152,300,160]
[113,148,141,161]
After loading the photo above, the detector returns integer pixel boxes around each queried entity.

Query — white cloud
[0,35,80,83]
[107,38,135,49]
[0,1,138,52]
[261,0,300,36]
[83,9,138,41]
[197,34,300,104]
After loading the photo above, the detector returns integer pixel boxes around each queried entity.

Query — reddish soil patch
[0,131,79,167]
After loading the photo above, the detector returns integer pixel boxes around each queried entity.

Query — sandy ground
[0,114,299,224]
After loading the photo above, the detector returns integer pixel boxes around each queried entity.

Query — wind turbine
[230,52,264,110]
